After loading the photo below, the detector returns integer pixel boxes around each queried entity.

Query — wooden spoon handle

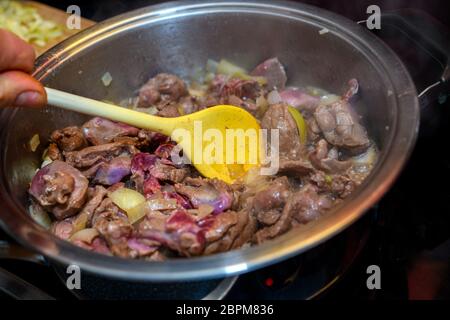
[45,87,173,135]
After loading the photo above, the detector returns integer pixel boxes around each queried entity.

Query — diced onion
[188,204,214,219]
[41,147,48,160]
[41,159,53,168]
[255,95,269,117]
[252,76,268,86]
[29,204,51,229]
[349,145,378,182]
[72,213,89,232]
[320,94,341,106]
[217,59,248,77]
[101,72,113,87]
[146,198,178,211]
[231,71,251,80]
[177,105,186,116]
[29,134,40,152]
[70,228,99,244]
[352,144,377,169]
[287,106,308,145]
[133,106,158,115]
[215,59,267,85]
[0,1,63,47]
[197,204,214,217]
[109,188,146,209]
[306,86,329,97]
[256,95,268,108]
[242,167,270,193]
[126,202,147,224]
[204,72,216,83]
[40,147,53,167]
[267,90,282,105]
[119,97,139,109]
[109,188,146,223]
[188,87,206,97]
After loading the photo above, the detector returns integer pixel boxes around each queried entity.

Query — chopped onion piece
[242,167,270,193]
[230,71,251,80]
[29,134,40,152]
[41,159,53,168]
[217,59,248,76]
[204,72,216,83]
[41,147,48,161]
[109,188,146,223]
[134,106,158,115]
[0,1,63,47]
[119,97,139,109]
[352,144,377,168]
[101,72,113,87]
[70,228,99,244]
[306,86,329,97]
[188,88,206,97]
[267,90,282,105]
[127,202,147,224]
[72,213,89,233]
[287,106,308,145]
[252,76,268,86]
[256,95,268,109]
[40,147,53,167]
[197,204,214,217]
[29,204,51,229]
[146,198,178,211]
[255,95,269,117]
[320,94,341,106]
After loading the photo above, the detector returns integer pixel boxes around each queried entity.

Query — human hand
[0,29,46,108]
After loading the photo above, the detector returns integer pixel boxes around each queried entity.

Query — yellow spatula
[45,87,261,183]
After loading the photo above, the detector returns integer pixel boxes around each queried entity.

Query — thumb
[0,71,46,108]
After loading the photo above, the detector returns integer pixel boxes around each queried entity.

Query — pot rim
[0,0,419,281]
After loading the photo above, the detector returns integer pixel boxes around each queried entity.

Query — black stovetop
[1,0,449,300]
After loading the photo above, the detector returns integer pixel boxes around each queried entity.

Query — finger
[0,71,47,108]
[0,29,36,73]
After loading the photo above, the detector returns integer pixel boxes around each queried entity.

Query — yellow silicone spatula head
[170,105,262,183]
[46,88,262,183]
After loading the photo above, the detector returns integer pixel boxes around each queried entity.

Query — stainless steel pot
[0,0,419,282]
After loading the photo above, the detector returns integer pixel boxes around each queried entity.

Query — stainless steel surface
[0,0,419,281]
[202,276,238,300]
[0,241,46,265]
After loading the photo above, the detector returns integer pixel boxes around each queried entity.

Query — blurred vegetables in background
[0,0,63,47]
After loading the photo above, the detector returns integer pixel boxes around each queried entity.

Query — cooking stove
[0,0,449,300]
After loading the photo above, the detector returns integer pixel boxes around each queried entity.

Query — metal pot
[0,1,419,283]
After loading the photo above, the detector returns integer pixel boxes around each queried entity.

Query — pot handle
[360,10,450,107]
[0,241,54,299]
[0,266,54,300]
[0,240,46,265]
